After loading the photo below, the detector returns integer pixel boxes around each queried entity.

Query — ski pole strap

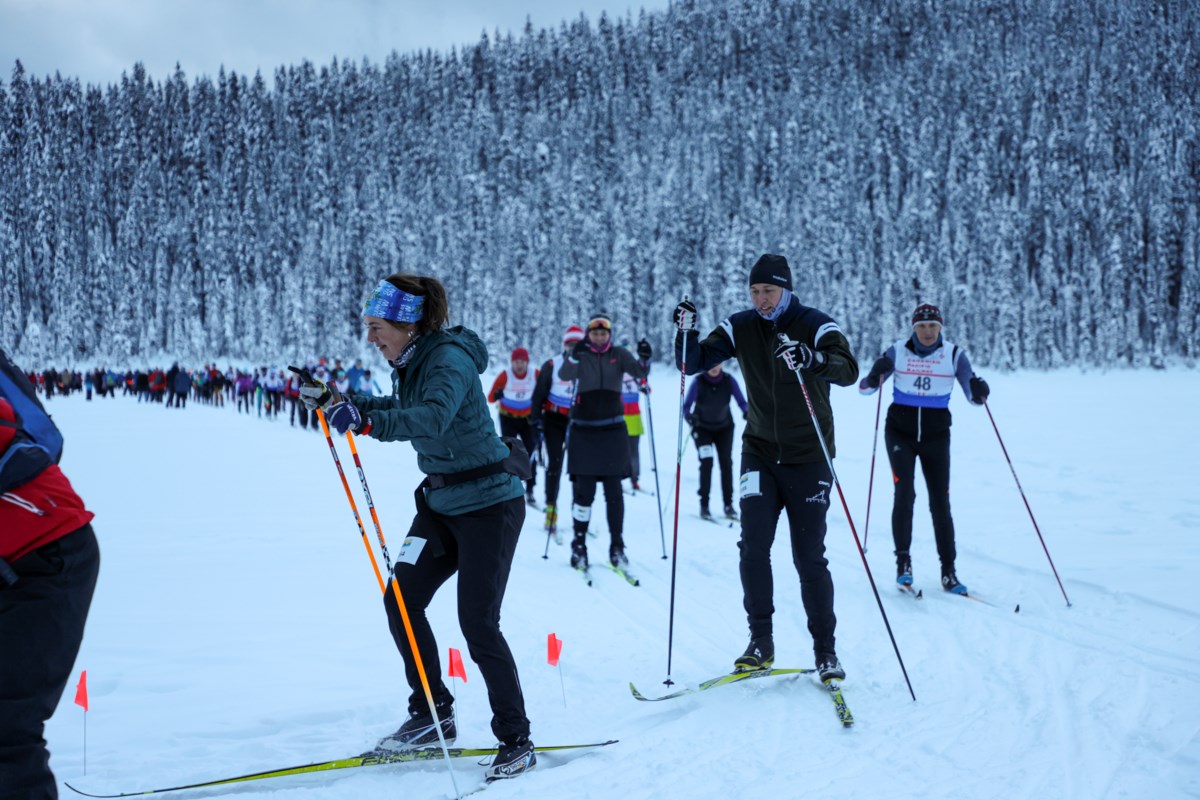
[0,556,17,587]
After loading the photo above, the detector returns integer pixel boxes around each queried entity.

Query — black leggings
[570,475,625,549]
[693,424,735,506]
[383,497,529,743]
[0,525,100,799]
[541,413,569,507]
[737,454,836,654]
[885,426,957,568]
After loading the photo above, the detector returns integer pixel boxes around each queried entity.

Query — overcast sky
[0,0,672,88]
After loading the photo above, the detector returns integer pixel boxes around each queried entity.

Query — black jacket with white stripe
[676,296,858,464]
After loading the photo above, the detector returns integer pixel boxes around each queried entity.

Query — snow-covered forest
[2,0,1198,367]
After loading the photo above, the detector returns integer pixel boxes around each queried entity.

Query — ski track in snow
[38,367,1200,799]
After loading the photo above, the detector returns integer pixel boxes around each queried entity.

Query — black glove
[774,336,824,372]
[492,388,504,401]
[637,339,652,360]
[571,339,590,359]
[684,413,695,427]
[865,356,893,389]
[672,300,698,332]
[970,376,990,404]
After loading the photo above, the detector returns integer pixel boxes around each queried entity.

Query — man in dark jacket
[674,254,858,682]
[1,348,100,800]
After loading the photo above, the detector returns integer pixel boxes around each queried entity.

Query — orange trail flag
[547,633,563,667]
[448,647,468,682]
[74,670,88,712]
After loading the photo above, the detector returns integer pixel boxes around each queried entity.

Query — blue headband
[363,281,425,323]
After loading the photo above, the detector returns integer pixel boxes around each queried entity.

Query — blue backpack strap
[0,351,63,493]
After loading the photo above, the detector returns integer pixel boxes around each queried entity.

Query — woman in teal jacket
[300,273,535,781]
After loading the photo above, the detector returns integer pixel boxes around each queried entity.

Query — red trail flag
[448,647,468,682]
[547,633,563,667]
[74,670,88,712]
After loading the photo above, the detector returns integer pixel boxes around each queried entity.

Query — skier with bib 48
[858,303,990,596]
[297,274,536,782]
[674,254,859,682]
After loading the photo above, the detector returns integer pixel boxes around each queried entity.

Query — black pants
[737,454,836,655]
[499,416,537,495]
[570,476,624,550]
[383,496,529,743]
[627,434,640,483]
[693,424,735,507]
[0,525,100,800]
[885,426,956,568]
[541,413,569,508]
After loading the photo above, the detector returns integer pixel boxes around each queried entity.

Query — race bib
[698,444,716,460]
[740,471,761,499]
[397,536,427,565]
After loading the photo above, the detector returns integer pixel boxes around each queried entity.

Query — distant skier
[619,369,647,492]
[558,314,651,571]
[528,325,585,541]
[683,361,748,521]
[488,347,539,505]
[674,253,859,682]
[297,272,536,781]
[858,303,990,596]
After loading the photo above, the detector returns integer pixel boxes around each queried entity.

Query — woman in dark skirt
[558,313,651,570]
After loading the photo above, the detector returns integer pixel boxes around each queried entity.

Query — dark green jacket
[676,297,858,464]
[352,326,523,515]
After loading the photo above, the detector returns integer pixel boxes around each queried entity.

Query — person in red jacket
[0,348,100,800]
[487,347,540,505]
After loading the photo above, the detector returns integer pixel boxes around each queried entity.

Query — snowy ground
[40,366,1200,799]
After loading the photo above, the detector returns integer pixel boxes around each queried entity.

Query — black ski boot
[734,636,774,672]
[723,503,738,521]
[485,736,536,781]
[377,707,456,751]
[941,565,968,595]
[897,551,913,587]
[816,652,846,682]
[609,546,629,568]
[570,536,588,570]
[700,501,713,521]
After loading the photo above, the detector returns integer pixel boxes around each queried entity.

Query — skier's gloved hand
[637,339,653,360]
[672,300,698,331]
[684,413,695,427]
[492,388,504,402]
[639,380,650,395]
[860,355,893,395]
[298,379,335,411]
[327,400,369,435]
[571,340,590,360]
[774,336,823,372]
[969,376,990,404]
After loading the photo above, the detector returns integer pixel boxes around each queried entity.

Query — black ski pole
[775,338,916,701]
[664,298,691,685]
[983,400,1072,607]
[640,375,668,559]
[862,387,884,553]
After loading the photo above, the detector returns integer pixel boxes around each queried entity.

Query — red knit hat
[912,303,943,327]
[563,325,585,344]
[511,347,530,362]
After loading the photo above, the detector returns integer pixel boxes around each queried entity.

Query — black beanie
[748,254,793,291]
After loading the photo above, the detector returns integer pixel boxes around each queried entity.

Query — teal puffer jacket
[352,326,524,515]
